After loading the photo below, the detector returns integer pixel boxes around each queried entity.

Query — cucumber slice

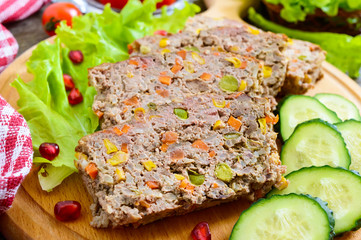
[268,166,361,234]
[281,119,350,174]
[336,120,361,174]
[230,193,334,240]
[279,95,341,140]
[315,93,361,121]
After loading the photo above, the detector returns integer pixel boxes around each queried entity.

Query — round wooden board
[2,2,361,240]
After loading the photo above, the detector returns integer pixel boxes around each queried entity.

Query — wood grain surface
[1,1,361,239]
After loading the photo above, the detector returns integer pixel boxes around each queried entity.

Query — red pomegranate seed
[39,142,59,160]
[54,201,81,222]
[63,74,75,91]
[154,30,168,36]
[68,88,83,105]
[68,50,83,64]
[191,222,211,240]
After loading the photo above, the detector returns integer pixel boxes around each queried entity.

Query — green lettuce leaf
[248,7,361,78]
[12,0,199,192]
[265,0,361,22]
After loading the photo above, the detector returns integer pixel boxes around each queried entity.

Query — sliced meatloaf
[89,51,265,129]
[75,94,285,228]
[131,15,326,96]
[132,24,288,97]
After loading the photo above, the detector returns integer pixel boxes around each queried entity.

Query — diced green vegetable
[188,170,205,186]
[215,163,233,182]
[224,132,241,140]
[174,108,189,120]
[147,102,157,110]
[219,75,239,93]
[184,46,200,52]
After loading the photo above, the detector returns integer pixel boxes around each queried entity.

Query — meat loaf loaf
[89,51,265,129]
[131,16,326,96]
[76,94,285,227]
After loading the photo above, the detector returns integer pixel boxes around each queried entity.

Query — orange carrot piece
[156,88,170,97]
[177,50,187,60]
[227,91,244,99]
[160,71,167,75]
[171,64,182,74]
[113,127,123,136]
[192,139,210,151]
[124,96,139,106]
[159,75,172,85]
[121,125,131,134]
[146,181,160,189]
[265,115,279,124]
[213,52,220,56]
[179,179,188,188]
[160,143,169,152]
[170,149,185,161]
[239,61,248,69]
[85,163,98,180]
[225,102,231,108]
[129,59,139,66]
[185,184,195,192]
[121,143,128,153]
[94,110,103,118]
[162,131,178,144]
[227,116,242,131]
[200,73,212,81]
[246,46,253,52]
[122,107,128,114]
[211,183,219,188]
[208,150,216,157]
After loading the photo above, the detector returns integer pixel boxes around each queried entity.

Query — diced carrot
[225,102,231,108]
[213,52,220,56]
[292,59,298,63]
[85,163,98,180]
[175,58,182,66]
[160,143,169,152]
[265,114,279,124]
[192,139,209,151]
[239,61,248,69]
[211,183,219,188]
[94,110,103,118]
[121,124,131,134]
[179,179,188,188]
[156,88,170,98]
[124,96,139,106]
[227,91,243,99]
[142,64,148,69]
[227,116,242,131]
[121,143,128,153]
[185,184,195,192]
[246,46,253,52]
[139,200,151,208]
[160,71,167,75]
[162,131,178,144]
[113,127,123,136]
[200,73,211,81]
[177,50,187,60]
[129,59,139,66]
[146,181,160,189]
[171,64,182,74]
[209,150,216,157]
[127,44,134,54]
[159,75,172,85]
[170,149,185,161]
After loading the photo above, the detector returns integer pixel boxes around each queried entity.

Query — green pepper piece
[215,163,233,182]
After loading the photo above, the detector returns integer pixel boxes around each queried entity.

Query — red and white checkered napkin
[0,95,33,213]
[0,0,50,72]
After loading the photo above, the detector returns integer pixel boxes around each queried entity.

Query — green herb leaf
[248,7,361,78]
[219,75,239,93]
[174,108,189,120]
[12,0,199,191]
[224,132,241,140]
[188,170,205,186]
[215,163,233,182]
[298,55,307,61]
[184,46,200,52]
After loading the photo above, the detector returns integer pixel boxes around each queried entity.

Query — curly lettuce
[12,0,200,191]
[265,0,361,23]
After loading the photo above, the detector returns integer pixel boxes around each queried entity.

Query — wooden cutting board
[1,1,361,239]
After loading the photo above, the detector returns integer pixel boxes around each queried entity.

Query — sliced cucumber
[279,95,341,140]
[315,93,361,121]
[268,166,361,234]
[230,193,334,240]
[336,120,361,174]
[281,119,350,174]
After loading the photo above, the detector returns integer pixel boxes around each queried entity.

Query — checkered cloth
[0,0,50,73]
[0,95,33,213]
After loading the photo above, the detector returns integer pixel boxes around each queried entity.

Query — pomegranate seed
[191,222,211,240]
[39,142,59,160]
[68,88,83,105]
[154,30,168,36]
[54,201,81,221]
[68,50,83,64]
[63,74,75,91]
